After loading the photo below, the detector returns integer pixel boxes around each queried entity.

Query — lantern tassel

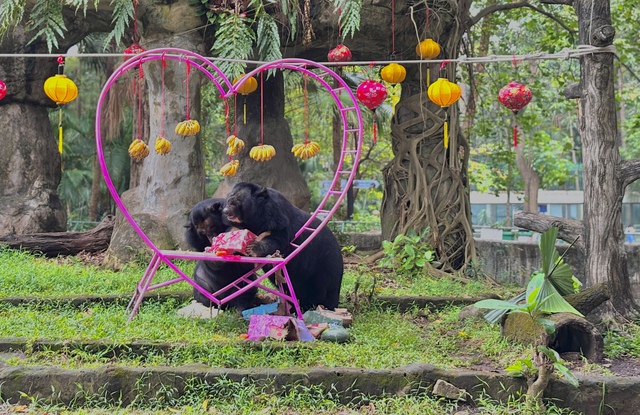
[58,108,63,154]
[513,124,518,147]
[243,97,247,124]
[373,112,377,143]
[427,70,430,87]
[443,111,449,149]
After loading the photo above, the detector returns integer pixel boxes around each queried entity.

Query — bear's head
[186,198,228,244]
[223,182,269,227]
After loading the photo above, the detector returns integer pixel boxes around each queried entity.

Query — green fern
[0,0,26,39]
[212,12,256,79]
[102,0,134,49]
[27,0,67,51]
[256,14,282,63]
[279,0,297,40]
[333,0,361,40]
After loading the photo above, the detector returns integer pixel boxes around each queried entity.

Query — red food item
[327,44,352,63]
[206,229,257,255]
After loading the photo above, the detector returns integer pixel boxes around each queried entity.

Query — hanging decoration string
[391,0,395,56]
[161,53,166,137]
[337,8,342,41]
[260,71,264,146]
[133,0,139,43]
[185,60,191,120]
[303,72,309,144]
[234,94,238,136]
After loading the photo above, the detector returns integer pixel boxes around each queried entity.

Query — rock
[320,327,350,343]
[432,379,467,402]
[458,305,484,321]
[177,301,222,319]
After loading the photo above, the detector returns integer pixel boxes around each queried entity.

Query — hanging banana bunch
[155,136,172,155]
[219,159,239,177]
[128,139,150,160]
[175,119,201,137]
[291,141,320,160]
[249,144,276,162]
[226,135,245,156]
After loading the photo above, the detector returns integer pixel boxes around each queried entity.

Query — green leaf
[539,227,560,278]
[536,317,556,335]
[505,358,534,377]
[554,363,580,387]
[535,278,583,316]
[474,299,523,311]
[538,345,562,363]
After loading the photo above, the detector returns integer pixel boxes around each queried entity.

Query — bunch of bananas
[249,145,276,162]
[226,135,245,156]
[291,141,320,160]
[128,139,150,160]
[175,119,201,137]
[155,136,171,155]
[219,159,239,177]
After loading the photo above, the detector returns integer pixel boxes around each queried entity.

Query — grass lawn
[0,247,637,414]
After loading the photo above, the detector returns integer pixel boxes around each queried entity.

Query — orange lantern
[44,56,78,154]
[233,75,258,123]
[427,78,461,149]
[380,63,406,84]
[416,39,440,86]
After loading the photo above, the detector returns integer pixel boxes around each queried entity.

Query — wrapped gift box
[206,229,257,255]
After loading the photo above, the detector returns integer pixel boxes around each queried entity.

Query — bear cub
[223,182,343,311]
[185,198,257,311]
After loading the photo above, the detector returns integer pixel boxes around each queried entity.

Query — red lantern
[328,44,352,63]
[498,81,532,147]
[356,80,387,143]
[0,80,6,101]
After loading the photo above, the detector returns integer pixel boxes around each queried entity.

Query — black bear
[222,182,343,311]
[185,198,257,311]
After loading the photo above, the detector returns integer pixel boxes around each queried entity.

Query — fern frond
[102,0,134,49]
[333,0,361,40]
[280,0,297,39]
[27,0,67,51]
[256,14,282,63]
[64,0,94,16]
[0,0,26,39]
[212,13,256,79]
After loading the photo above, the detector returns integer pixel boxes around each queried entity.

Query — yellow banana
[291,141,320,160]
[175,119,200,137]
[155,136,171,155]
[219,160,239,177]
[226,135,245,156]
[249,145,275,162]
[128,139,150,160]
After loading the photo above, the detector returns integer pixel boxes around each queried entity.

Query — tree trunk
[0,216,114,257]
[0,9,113,235]
[515,131,541,213]
[574,0,638,316]
[105,1,209,265]
[381,2,475,271]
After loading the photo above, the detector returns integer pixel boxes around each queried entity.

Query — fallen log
[0,215,114,257]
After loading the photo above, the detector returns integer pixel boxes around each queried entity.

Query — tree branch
[471,1,576,37]
[620,159,640,189]
[514,211,584,250]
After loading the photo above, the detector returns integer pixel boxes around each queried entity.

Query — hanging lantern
[0,80,6,100]
[356,80,388,143]
[498,81,532,147]
[427,78,461,149]
[416,39,440,86]
[380,63,406,84]
[44,56,78,154]
[415,38,440,59]
[328,44,352,63]
[233,75,258,123]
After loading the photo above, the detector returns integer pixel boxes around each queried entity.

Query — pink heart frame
[95,48,364,320]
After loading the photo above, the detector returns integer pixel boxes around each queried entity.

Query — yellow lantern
[415,39,440,59]
[233,75,258,123]
[416,39,441,86]
[380,63,406,84]
[44,57,78,154]
[427,78,461,149]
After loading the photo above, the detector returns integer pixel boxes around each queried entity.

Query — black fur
[185,198,257,311]
[223,182,343,310]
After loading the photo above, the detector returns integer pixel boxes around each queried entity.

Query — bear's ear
[210,201,222,213]
[255,186,269,198]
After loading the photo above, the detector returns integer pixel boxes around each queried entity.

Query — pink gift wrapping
[206,229,257,255]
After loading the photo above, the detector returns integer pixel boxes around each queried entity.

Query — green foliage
[255,13,282,64]
[211,12,256,79]
[0,0,131,51]
[333,0,361,40]
[379,228,435,274]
